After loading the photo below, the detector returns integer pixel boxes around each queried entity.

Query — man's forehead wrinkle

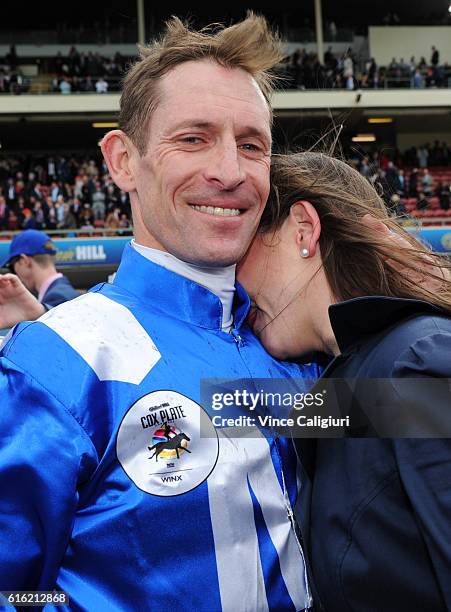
[159,60,269,109]
[158,91,269,116]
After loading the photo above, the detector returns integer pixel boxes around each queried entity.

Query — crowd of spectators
[278,47,359,90]
[0,46,30,93]
[382,46,451,89]
[349,143,451,216]
[0,154,132,233]
[279,45,451,91]
[1,143,450,237]
[1,42,451,94]
[0,45,130,94]
[50,47,129,93]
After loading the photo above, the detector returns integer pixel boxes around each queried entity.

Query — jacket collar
[113,242,250,331]
[329,295,445,354]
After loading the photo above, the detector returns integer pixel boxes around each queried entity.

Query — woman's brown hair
[260,151,451,311]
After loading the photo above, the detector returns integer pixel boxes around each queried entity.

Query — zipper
[230,327,244,347]
[281,469,313,610]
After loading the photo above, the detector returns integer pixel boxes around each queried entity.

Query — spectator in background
[59,77,71,95]
[422,168,433,195]
[7,209,18,231]
[328,21,337,41]
[22,208,37,230]
[436,181,450,210]
[46,198,57,230]
[388,57,398,72]
[80,76,95,92]
[431,46,440,67]
[85,159,99,178]
[359,157,370,178]
[385,161,400,195]
[389,192,403,215]
[55,196,66,227]
[0,70,8,93]
[70,196,83,223]
[367,58,379,88]
[417,145,429,168]
[48,157,56,180]
[6,45,18,70]
[50,181,60,202]
[0,196,8,230]
[409,167,419,197]
[105,184,119,211]
[343,51,354,89]
[5,178,16,204]
[416,191,429,211]
[118,189,130,214]
[413,68,424,89]
[33,201,45,229]
[0,230,79,309]
[79,204,94,230]
[118,212,131,230]
[95,76,109,94]
[91,181,106,220]
[60,203,77,229]
[105,207,121,229]
[397,169,406,197]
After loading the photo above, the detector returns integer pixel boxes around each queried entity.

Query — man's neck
[35,268,62,302]
[131,241,236,332]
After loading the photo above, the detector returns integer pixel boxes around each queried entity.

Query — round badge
[116,390,219,496]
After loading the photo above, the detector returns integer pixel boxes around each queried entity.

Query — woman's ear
[100,130,137,193]
[289,200,321,257]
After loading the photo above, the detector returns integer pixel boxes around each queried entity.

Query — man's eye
[180,136,202,144]
[239,143,267,154]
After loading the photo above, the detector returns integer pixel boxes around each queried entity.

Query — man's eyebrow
[169,120,217,132]
[237,126,271,147]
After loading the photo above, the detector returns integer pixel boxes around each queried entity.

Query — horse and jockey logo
[116,390,219,496]
[148,422,191,461]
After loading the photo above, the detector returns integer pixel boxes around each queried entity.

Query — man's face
[11,256,34,292]
[128,60,272,267]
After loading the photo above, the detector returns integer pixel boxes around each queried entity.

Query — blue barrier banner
[0,227,450,270]
[406,227,451,253]
[0,236,130,268]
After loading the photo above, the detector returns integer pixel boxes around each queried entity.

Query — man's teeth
[190,205,241,217]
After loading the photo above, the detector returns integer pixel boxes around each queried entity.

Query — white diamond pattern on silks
[40,292,161,384]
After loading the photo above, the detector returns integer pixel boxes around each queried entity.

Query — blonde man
[0,15,317,611]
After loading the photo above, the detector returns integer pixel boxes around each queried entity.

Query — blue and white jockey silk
[0,243,320,612]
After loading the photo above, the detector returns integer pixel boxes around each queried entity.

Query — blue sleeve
[393,438,451,606]
[0,355,98,590]
[391,330,451,606]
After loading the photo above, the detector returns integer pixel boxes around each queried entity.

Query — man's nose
[203,140,246,190]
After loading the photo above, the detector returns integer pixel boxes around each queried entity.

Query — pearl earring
[301,248,309,258]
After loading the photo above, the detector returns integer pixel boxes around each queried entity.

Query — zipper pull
[230,327,243,347]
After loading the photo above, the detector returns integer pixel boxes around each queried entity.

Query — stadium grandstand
[1,0,451,293]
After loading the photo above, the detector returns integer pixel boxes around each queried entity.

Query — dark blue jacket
[42,276,79,308]
[295,296,451,612]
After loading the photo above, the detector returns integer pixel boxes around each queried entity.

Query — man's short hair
[32,254,55,268]
[119,13,283,154]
